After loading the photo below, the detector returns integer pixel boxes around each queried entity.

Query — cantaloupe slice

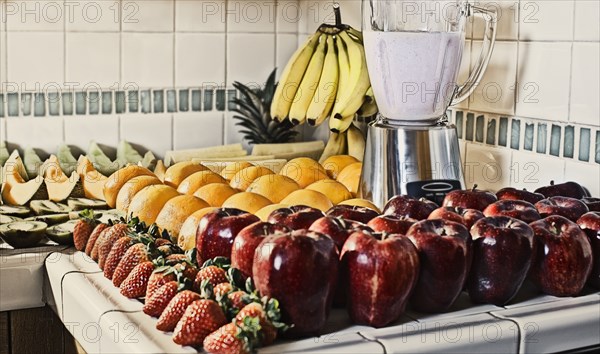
[103,165,155,208]
[23,147,44,179]
[163,161,209,188]
[3,150,29,182]
[115,175,163,213]
[127,185,180,226]
[178,207,219,251]
[155,195,209,242]
[1,156,49,205]
[177,171,227,195]
[76,156,108,201]
[43,155,84,202]
[154,160,167,182]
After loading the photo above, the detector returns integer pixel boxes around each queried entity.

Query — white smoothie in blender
[364,31,464,122]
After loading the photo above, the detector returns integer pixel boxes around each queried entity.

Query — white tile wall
[564,160,600,197]
[515,42,572,121]
[227,33,275,86]
[175,0,226,32]
[0,118,6,144]
[472,1,519,41]
[119,114,173,158]
[570,42,600,127]
[64,116,120,152]
[469,41,517,116]
[5,117,64,153]
[121,33,174,88]
[464,143,512,191]
[574,0,600,41]
[276,33,299,77]
[510,150,566,191]
[66,32,120,89]
[519,0,574,41]
[227,0,276,33]
[277,0,302,33]
[122,0,174,33]
[5,0,64,31]
[451,40,472,111]
[175,33,226,87]
[173,113,224,150]
[65,0,121,32]
[7,32,64,89]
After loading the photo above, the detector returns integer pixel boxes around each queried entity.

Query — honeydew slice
[0,220,47,248]
[0,142,9,167]
[141,151,157,171]
[76,156,108,201]
[46,220,77,245]
[0,214,23,225]
[26,213,70,226]
[116,140,144,166]
[30,200,72,215]
[0,205,31,217]
[88,141,120,177]
[43,155,84,202]
[67,198,108,211]
[1,157,48,206]
[24,147,45,179]
[57,144,79,175]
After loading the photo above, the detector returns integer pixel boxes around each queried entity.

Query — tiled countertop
[38,248,600,354]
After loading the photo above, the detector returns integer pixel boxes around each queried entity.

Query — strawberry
[73,210,98,251]
[194,266,228,290]
[214,283,233,298]
[227,291,249,313]
[156,290,201,332]
[103,237,134,280]
[146,270,176,300]
[112,243,150,287]
[98,223,129,269]
[143,281,179,318]
[172,299,227,347]
[85,223,109,256]
[120,261,155,298]
[235,303,277,346]
[155,238,172,247]
[90,227,111,261]
[203,322,251,354]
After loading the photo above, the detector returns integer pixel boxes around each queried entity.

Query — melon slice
[0,220,47,248]
[0,205,31,218]
[43,155,84,202]
[26,213,70,226]
[67,198,108,211]
[164,161,209,188]
[127,185,180,226]
[154,195,209,242]
[77,156,108,201]
[57,144,78,175]
[1,157,48,206]
[46,220,78,245]
[116,140,144,166]
[141,151,157,171]
[0,214,23,225]
[3,150,29,182]
[154,160,167,182]
[115,175,162,213]
[0,142,9,167]
[103,165,155,208]
[88,141,120,176]
[30,200,72,215]
[23,147,44,179]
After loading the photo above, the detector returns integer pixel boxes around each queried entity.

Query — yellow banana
[307,35,339,126]
[347,27,364,42]
[358,88,378,117]
[271,32,320,122]
[319,131,348,164]
[329,113,355,133]
[288,34,327,125]
[347,123,366,161]
[331,31,371,120]
[336,33,351,101]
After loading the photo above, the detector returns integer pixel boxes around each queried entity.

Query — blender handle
[452,4,498,105]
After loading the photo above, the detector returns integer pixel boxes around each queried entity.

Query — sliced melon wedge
[117,140,144,165]
[141,151,157,171]
[3,150,29,182]
[0,220,47,248]
[23,147,45,179]
[154,160,167,182]
[46,220,77,245]
[67,198,108,211]
[77,156,108,201]
[88,141,120,176]
[0,214,23,225]
[57,144,79,175]
[0,141,10,167]
[42,155,84,202]
[26,213,70,226]
[30,200,72,215]
[1,157,48,206]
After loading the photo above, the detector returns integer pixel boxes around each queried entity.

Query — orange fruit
[230,166,274,191]
[222,192,272,214]
[321,155,359,179]
[221,162,254,181]
[194,183,239,207]
[177,171,227,195]
[164,161,209,188]
[246,175,300,203]
[279,157,329,188]
[336,162,363,196]
[305,179,353,205]
[280,189,333,212]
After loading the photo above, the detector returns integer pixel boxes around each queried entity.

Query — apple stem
[550,180,555,186]
[472,184,478,192]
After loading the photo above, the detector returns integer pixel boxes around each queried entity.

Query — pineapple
[231,69,298,145]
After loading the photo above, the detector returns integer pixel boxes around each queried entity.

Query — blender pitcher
[359,0,497,208]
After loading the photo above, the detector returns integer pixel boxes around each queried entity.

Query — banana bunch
[270,9,377,132]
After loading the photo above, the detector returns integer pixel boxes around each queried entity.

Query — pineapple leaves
[230,68,298,145]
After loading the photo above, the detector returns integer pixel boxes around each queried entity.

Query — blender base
[359,120,466,209]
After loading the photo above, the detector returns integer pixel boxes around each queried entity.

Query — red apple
[383,195,438,220]
[468,216,534,305]
[231,222,290,279]
[535,181,588,199]
[535,196,589,222]
[341,230,419,327]
[309,217,370,251]
[196,208,260,264]
[529,216,593,296]
[582,197,600,212]
[577,212,600,288]
[442,185,498,211]
[405,219,472,313]
[367,215,416,235]
[267,206,325,230]
[427,207,484,229]
[326,205,379,224]
[462,209,485,229]
[253,230,338,337]
[483,200,541,223]
[496,187,545,204]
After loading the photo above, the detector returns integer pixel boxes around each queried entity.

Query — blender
[359,0,497,208]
